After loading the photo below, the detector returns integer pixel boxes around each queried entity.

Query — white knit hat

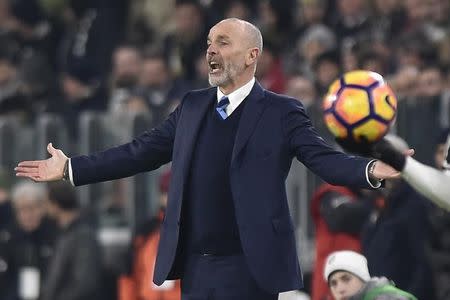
[324,250,371,282]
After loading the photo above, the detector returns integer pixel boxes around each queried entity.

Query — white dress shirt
[216,77,255,117]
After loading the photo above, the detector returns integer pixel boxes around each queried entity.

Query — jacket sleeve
[402,157,450,211]
[283,99,373,188]
[71,95,186,186]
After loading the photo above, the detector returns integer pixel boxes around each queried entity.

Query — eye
[342,275,351,283]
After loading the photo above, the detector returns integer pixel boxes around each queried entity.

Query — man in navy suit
[16,18,400,300]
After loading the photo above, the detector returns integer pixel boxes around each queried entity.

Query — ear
[246,48,260,66]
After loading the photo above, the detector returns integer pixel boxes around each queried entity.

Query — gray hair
[300,24,337,52]
[11,181,47,204]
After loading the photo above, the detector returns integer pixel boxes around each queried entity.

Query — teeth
[208,61,221,73]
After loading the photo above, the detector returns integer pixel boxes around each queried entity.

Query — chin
[208,75,227,87]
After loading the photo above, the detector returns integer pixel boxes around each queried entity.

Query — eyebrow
[207,34,231,42]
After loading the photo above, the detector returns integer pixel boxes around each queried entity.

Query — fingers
[15,166,38,173]
[15,163,41,181]
[16,172,39,178]
[16,161,41,167]
[15,172,42,181]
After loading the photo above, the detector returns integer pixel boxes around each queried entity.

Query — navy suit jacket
[71,82,373,293]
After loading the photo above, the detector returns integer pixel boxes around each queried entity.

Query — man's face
[113,48,141,87]
[329,271,365,300]
[140,59,169,88]
[13,196,45,232]
[206,21,249,88]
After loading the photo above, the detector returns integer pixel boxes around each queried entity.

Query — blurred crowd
[0,0,449,299]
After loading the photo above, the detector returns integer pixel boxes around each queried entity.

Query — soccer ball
[323,70,397,143]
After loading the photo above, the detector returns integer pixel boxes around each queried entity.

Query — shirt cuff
[366,159,382,188]
[68,158,75,186]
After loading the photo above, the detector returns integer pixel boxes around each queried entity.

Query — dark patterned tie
[216,96,230,120]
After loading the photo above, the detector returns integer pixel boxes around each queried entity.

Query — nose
[207,43,216,56]
[335,283,348,298]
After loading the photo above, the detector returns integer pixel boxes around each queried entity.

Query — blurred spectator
[290,24,337,77]
[313,50,341,96]
[109,45,143,113]
[428,128,450,300]
[41,181,103,300]
[369,0,407,42]
[428,0,450,28]
[118,169,181,300]
[357,48,388,75]
[1,181,58,300]
[0,0,53,55]
[127,0,175,45]
[18,50,60,118]
[60,0,126,80]
[0,46,58,122]
[0,169,13,299]
[340,41,359,73]
[361,135,435,300]
[191,52,209,89]
[163,0,207,80]
[437,35,450,68]
[310,184,372,300]
[256,0,295,49]
[286,75,317,109]
[224,0,252,20]
[387,65,420,98]
[396,65,450,165]
[255,42,286,93]
[395,29,436,71]
[331,0,372,43]
[60,58,108,138]
[403,0,430,32]
[294,0,327,35]
[0,43,24,116]
[324,250,418,300]
[0,168,12,230]
[133,51,190,124]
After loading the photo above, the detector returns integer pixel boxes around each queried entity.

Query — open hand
[15,143,68,182]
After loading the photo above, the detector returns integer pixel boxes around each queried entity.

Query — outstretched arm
[284,99,399,188]
[16,98,184,184]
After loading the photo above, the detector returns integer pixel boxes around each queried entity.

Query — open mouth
[209,61,222,74]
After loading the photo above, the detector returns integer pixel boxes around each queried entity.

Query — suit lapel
[179,89,216,176]
[231,81,267,163]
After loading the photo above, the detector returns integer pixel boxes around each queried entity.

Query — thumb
[404,149,415,156]
[47,143,57,156]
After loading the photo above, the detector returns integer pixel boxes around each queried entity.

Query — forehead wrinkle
[210,18,263,52]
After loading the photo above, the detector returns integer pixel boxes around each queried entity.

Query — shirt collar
[216,77,255,113]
